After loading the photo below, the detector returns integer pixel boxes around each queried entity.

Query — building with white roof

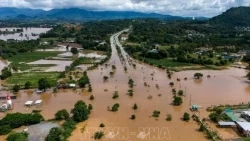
[236,121,250,136]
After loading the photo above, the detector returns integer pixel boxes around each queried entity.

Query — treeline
[128,19,250,49]
[0,113,43,135]
[46,100,92,141]
[0,40,39,59]
[76,20,131,51]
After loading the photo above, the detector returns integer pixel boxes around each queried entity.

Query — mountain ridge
[0,7,190,21]
[210,6,250,26]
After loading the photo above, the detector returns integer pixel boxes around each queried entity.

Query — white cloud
[0,0,249,17]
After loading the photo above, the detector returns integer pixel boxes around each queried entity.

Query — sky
[0,0,250,17]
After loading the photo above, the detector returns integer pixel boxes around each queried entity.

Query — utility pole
[190,95,192,106]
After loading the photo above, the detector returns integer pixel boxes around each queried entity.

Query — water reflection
[0,27,51,41]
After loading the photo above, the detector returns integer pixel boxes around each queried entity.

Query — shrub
[166,114,172,121]
[94,131,104,140]
[172,96,183,106]
[24,81,32,89]
[6,132,28,141]
[169,82,174,86]
[152,110,160,117]
[130,114,136,120]
[0,125,12,135]
[100,123,105,128]
[12,85,20,93]
[55,109,69,120]
[183,112,190,121]
[89,95,94,100]
[178,90,184,96]
[133,103,138,110]
[45,127,62,141]
[112,91,119,99]
[88,104,93,111]
[127,89,133,96]
[111,103,120,112]
[103,76,109,81]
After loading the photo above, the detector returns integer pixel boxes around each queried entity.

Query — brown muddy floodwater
[0,31,249,141]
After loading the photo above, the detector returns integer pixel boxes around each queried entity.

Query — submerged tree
[172,96,183,106]
[71,100,90,122]
[194,73,203,79]
[183,112,190,121]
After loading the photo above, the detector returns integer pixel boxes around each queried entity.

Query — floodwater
[0,121,59,141]
[0,31,249,141]
[0,27,51,41]
[27,59,72,72]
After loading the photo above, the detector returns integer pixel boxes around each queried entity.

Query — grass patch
[5,72,60,88]
[16,64,57,71]
[8,51,62,63]
[40,38,58,42]
[144,58,193,67]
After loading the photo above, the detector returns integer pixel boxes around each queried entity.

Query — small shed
[69,84,76,88]
[34,100,42,105]
[25,101,33,107]
[218,121,236,127]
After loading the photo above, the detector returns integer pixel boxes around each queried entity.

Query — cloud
[0,0,249,17]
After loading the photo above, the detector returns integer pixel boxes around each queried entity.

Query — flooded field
[0,121,59,141]
[0,27,51,41]
[27,59,72,72]
[0,31,249,141]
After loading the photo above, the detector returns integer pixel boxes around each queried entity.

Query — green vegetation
[94,131,105,140]
[183,112,190,121]
[172,96,183,106]
[71,100,90,122]
[194,73,203,79]
[70,47,78,55]
[169,82,174,86]
[89,95,95,100]
[103,76,109,81]
[178,90,184,96]
[55,109,70,120]
[0,113,43,135]
[130,114,136,120]
[123,17,249,69]
[78,72,90,88]
[99,123,105,128]
[0,125,12,135]
[5,72,60,88]
[111,103,120,112]
[6,132,28,141]
[24,81,32,89]
[133,103,138,110]
[210,7,250,26]
[7,51,62,63]
[152,110,161,117]
[208,107,231,122]
[127,89,134,96]
[38,78,51,91]
[0,67,12,80]
[46,127,62,141]
[112,91,119,99]
[128,78,134,88]
[166,114,172,121]
[12,85,20,92]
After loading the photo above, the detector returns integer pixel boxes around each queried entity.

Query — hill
[210,6,250,26]
[0,7,184,21]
